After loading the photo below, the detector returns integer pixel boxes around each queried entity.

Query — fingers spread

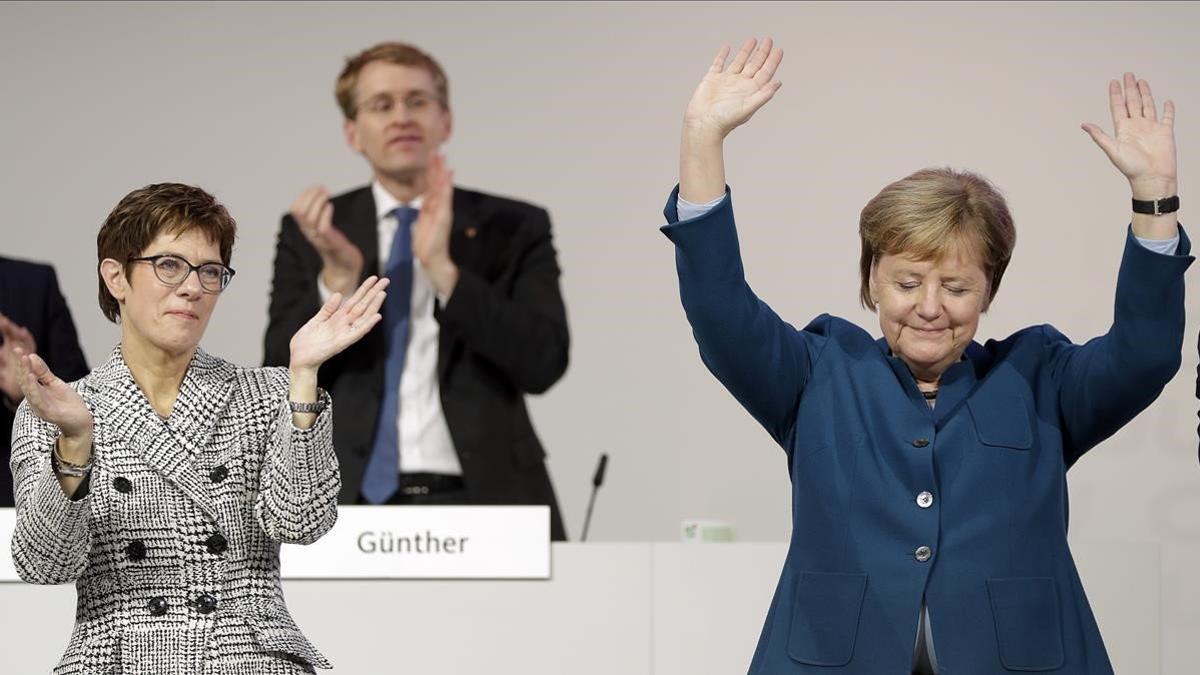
[709,45,731,74]
[1139,79,1157,120]
[1123,72,1143,118]
[753,46,784,86]
[363,278,389,315]
[344,275,378,312]
[1163,100,1176,126]
[728,38,756,74]
[1081,122,1117,158]
[1107,79,1125,129]
[747,80,783,113]
[743,37,772,77]
[318,292,343,319]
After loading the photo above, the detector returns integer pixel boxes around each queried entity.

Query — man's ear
[440,107,454,144]
[344,117,361,153]
[99,258,128,304]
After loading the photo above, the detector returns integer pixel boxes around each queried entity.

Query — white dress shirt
[317,181,462,476]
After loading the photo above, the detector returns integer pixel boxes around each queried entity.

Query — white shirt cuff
[1134,234,1180,255]
[315,274,334,302]
[676,194,725,221]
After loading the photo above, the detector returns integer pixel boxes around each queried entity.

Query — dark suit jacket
[264,185,570,540]
[1,256,89,507]
[663,187,1192,673]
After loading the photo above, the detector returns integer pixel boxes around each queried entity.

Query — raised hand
[16,348,92,440]
[684,38,784,140]
[412,153,459,296]
[288,275,389,372]
[679,39,784,203]
[290,186,365,296]
[1082,72,1177,199]
[0,313,37,403]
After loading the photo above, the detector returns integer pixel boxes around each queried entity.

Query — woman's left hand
[1082,72,1177,198]
[289,276,389,372]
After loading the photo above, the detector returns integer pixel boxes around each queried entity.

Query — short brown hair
[858,168,1016,311]
[335,42,449,119]
[96,183,237,323]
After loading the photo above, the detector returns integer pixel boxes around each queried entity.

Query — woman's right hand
[16,348,93,445]
[679,39,783,203]
[683,38,784,141]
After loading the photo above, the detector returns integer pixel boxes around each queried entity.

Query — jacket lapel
[342,187,380,278]
[88,347,231,525]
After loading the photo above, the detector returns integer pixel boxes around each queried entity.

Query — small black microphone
[580,453,608,542]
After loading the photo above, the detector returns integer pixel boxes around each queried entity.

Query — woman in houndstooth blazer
[9,183,389,674]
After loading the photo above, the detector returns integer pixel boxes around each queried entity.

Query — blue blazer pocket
[967,395,1033,450]
[986,577,1065,671]
[787,571,868,666]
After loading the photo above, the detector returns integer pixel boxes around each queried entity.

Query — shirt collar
[371,180,424,222]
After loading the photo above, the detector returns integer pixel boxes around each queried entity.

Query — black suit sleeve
[437,208,569,394]
[264,214,323,368]
[40,266,88,380]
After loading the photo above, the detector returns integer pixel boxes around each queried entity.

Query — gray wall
[3,1,1200,551]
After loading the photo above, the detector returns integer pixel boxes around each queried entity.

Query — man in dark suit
[1,256,89,506]
[264,42,570,540]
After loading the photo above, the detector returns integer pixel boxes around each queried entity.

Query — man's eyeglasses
[357,91,442,117]
[129,255,236,293]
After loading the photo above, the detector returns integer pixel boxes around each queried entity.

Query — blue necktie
[362,205,420,504]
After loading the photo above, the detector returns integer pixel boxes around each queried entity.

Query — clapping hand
[412,153,458,296]
[15,348,92,441]
[0,313,37,404]
[289,276,389,373]
[290,186,365,297]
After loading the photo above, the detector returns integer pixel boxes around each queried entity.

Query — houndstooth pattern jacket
[9,347,339,674]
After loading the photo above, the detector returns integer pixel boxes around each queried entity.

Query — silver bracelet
[288,390,326,414]
[52,443,93,477]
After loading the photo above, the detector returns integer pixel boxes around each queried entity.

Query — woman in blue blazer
[663,39,1190,674]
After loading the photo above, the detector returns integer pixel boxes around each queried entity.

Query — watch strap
[1131,195,1180,216]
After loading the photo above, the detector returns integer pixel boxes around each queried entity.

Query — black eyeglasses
[129,254,236,293]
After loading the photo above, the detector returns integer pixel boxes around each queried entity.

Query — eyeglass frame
[127,254,236,293]
[355,89,445,118]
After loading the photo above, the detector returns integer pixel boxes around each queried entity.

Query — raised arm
[255,276,386,543]
[1082,72,1179,239]
[665,40,829,451]
[1055,73,1191,461]
[9,352,94,583]
[680,38,784,203]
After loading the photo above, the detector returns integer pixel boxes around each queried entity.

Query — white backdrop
[2,1,1200,550]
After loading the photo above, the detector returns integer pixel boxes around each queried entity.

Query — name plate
[0,506,550,582]
[281,505,550,579]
